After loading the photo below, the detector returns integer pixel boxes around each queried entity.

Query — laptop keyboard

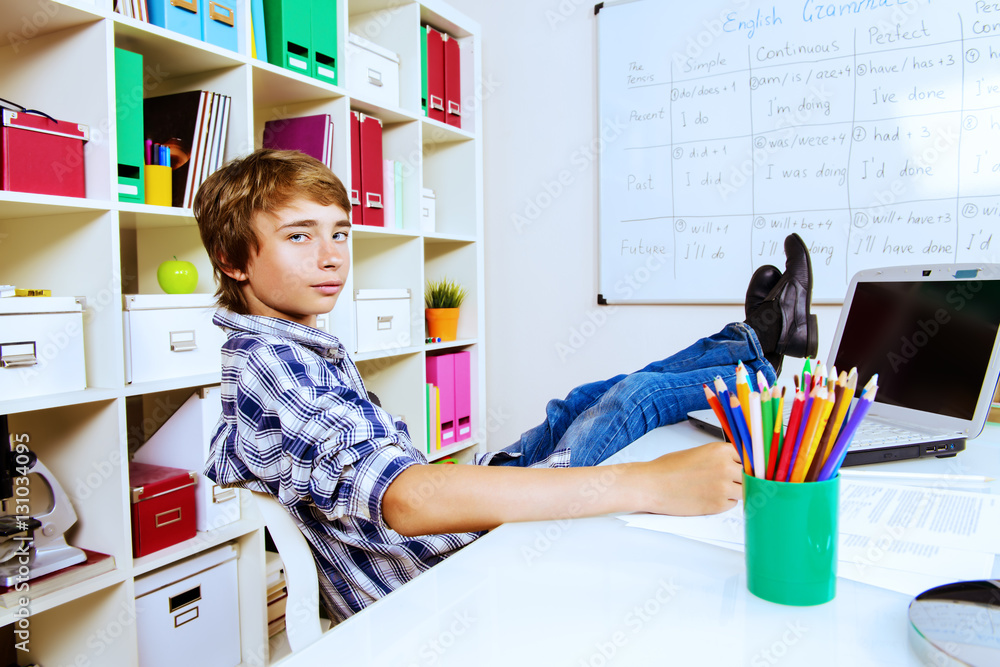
[850,419,945,450]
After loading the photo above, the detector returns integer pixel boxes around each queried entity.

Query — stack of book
[144,90,232,208]
[265,551,288,638]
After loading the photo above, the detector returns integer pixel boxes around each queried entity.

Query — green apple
[157,256,199,294]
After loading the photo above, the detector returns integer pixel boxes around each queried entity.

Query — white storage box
[420,188,436,233]
[0,296,86,401]
[123,294,225,384]
[354,288,411,353]
[135,543,241,667]
[133,386,240,532]
[346,32,401,109]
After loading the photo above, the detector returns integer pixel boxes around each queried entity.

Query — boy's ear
[218,256,248,282]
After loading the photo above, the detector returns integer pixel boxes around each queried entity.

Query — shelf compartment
[348,1,422,115]
[355,353,426,447]
[0,0,104,46]
[253,95,351,184]
[17,582,137,666]
[113,11,245,78]
[251,59,348,108]
[423,240,478,341]
[422,138,476,236]
[132,514,264,578]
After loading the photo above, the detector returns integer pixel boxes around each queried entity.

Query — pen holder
[143,164,172,207]
[743,473,838,606]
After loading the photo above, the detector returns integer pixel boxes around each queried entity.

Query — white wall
[449,0,842,450]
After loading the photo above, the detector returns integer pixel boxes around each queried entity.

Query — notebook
[688,264,1000,466]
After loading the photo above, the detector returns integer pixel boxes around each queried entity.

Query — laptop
[688,264,1000,466]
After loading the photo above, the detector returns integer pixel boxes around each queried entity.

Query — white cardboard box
[354,288,411,353]
[133,386,240,532]
[0,296,86,401]
[346,32,401,109]
[123,294,225,384]
[420,188,436,233]
[135,543,240,667]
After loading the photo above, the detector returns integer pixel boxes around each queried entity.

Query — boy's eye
[289,233,308,242]
[333,231,349,241]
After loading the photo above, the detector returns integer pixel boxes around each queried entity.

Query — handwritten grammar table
[281,422,1000,666]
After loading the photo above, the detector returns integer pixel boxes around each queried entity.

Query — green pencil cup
[743,473,839,606]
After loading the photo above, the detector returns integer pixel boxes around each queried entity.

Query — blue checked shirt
[205,309,569,622]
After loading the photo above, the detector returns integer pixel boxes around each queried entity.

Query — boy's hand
[636,441,743,516]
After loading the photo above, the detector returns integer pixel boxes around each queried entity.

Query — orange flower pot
[425,308,459,341]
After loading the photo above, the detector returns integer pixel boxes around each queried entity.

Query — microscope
[0,415,86,586]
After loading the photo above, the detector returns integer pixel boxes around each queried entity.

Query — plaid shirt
[205,309,488,621]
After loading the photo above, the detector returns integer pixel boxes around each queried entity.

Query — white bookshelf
[0,0,483,664]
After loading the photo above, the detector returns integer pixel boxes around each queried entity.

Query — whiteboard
[596,0,1000,303]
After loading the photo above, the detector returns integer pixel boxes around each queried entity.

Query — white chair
[251,491,324,652]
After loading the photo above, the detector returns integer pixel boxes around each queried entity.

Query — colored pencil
[799,387,836,482]
[766,389,784,480]
[790,386,828,482]
[806,371,847,481]
[728,394,754,475]
[749,391,764,479]
[736,362,751,426]
[704,384,736,449]
[786,385,815,481]
[818,385,878,481]
[775,390,805,482]
[716,377,752,475]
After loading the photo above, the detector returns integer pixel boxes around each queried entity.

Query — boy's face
[224,197,351,328]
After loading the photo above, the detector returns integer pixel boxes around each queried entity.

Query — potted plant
[424,277,468,342]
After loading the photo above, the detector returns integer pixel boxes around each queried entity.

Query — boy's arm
[383,441,742,536]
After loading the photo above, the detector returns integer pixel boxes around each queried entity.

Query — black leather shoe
[746,234,819,374]
[745,265,781,320]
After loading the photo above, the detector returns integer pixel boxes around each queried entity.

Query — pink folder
[453,351,472,442]
[426,355,456,445]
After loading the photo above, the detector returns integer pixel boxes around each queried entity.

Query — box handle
[208,1,234,25]
[171,0,198,13]
[367,68,384,87]
[448,101,461,116]
[174,605,200,628]
[212,484,238,504]
[169,330,197,352]
[349,189,360,206]
[0,342,37,368]
[365,192,383,209]
[155,507,183,527]
[377,315,393,331]
[430,95,444,111]
[170,585,202,613]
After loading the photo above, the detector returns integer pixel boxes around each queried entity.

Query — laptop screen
[832,279,1000,421]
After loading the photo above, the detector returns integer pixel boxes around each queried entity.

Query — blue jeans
[491,322,774,468]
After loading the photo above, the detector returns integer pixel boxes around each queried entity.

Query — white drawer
[346,32,400,109]
[133,386,240,532]
[0,297,85,401]
[123,294,225,384]
[354,288,411,354]
[135,544,240,667]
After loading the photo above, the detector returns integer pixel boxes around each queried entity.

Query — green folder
[421,25,428,116]
[263,0,312,76]
[311,0,337,85]
[115,47,145,204]
[394,161,404,229]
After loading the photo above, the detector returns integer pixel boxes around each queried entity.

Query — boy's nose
[319,239,346,267]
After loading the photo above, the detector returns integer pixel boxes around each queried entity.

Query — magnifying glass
[908,580,1000,666]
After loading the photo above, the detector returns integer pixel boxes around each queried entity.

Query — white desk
[285,422,1000,666]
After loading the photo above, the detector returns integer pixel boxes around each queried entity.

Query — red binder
[350,110,362,223]
[358,113,384,227]
[0,109,89,198]
[425,26,446,123]
[454,351,472,441]
[443,34,462,129]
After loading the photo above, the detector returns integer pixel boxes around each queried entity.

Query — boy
[195,149,816,622]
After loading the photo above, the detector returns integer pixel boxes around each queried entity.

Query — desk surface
[287,422,1000,666]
